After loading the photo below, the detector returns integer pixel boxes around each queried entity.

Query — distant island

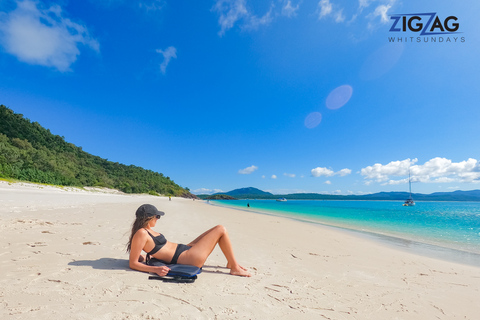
[0,105,195,198]
[204,194,237,200]
[199,187,480,202]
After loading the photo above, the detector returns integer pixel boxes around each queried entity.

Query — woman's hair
[126,216,154,252]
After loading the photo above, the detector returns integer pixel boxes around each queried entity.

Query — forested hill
[197,187,480,201]
[0,105,194,197]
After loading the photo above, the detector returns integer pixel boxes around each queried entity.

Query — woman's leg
[178,225,250,277]
[186,225,218,247]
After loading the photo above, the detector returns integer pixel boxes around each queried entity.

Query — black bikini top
[145,229,167,255]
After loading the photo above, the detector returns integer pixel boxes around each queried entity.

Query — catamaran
[403,171,415,206]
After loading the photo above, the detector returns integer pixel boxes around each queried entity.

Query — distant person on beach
[247,203,250,207]
[126,204,251,277]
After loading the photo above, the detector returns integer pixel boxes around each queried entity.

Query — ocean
[211,199,480,266]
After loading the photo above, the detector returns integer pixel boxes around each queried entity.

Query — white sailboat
[403,171,415,206]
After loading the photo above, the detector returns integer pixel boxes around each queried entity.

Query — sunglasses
[154,214,161,219]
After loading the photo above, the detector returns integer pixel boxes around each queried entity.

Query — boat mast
[408,170,412,198]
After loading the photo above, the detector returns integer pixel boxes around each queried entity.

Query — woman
[127,204,251,277]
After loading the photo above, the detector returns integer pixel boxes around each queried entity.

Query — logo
[388,13,465,43]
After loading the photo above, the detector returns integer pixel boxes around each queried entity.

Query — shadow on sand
[68,260,234,276]
[68,258,129,270]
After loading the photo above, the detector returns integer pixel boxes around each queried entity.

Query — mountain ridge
[198,187,480,201]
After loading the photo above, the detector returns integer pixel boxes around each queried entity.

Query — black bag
[147,258,202,283]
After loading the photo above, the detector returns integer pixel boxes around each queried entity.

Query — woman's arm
[129,229,170,276]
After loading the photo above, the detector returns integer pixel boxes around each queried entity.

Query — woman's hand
[154,266,171,277]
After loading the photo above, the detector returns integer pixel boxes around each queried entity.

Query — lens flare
[304,112,322,129]
[360,43,404,80]
[326,85,353,110]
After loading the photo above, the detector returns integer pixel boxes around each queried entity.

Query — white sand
[1,181,479,319]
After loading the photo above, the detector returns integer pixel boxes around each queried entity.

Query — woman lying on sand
[127,204,251,277]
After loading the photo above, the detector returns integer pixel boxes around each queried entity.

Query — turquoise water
[212,200,480,256]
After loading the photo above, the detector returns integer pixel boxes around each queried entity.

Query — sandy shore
[1,181,479,319]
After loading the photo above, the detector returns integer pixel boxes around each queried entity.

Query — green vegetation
[0,105,194,197]
[205,194,237,200]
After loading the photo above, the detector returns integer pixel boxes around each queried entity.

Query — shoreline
[209,199,480,266]
[2,182,480,319]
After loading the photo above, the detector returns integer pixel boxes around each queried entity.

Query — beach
[1,181,479,319]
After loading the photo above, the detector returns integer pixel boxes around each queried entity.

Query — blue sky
[1,0,479,195]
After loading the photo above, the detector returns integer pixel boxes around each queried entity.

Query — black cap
[135,204,165,218]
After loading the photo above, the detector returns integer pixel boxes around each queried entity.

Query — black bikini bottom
[171,244,191,264]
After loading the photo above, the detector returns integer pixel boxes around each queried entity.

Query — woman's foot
[227,263,248,271]
[229,265,251,277]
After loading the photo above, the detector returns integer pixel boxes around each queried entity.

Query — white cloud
[0,0,99,72]
[93,0,165,11]
[245,5,273,31]
[335,9,345,23]
[372,4,392,23]
[139,0,165,11]
[281,0,299,18]
[156,46,177,74]
[316,0,347,24]
[266,188,310,194]
[312,167,334,177]
[325,180,332,184]
[238,165,258,174]
[358,0,370,10]
[314,0,398,28]
[337,168,352,176]
[366,0,397,24]
[212,0,273,36]
[317,0,333,19]
[361,157,480,185]
[360,158,416,182]
[311,167,352,177]
[284,173,296,178]
[213,0,248,36]
[212,0,394,34]
[271,174,277,179]
[431,177,456,183]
